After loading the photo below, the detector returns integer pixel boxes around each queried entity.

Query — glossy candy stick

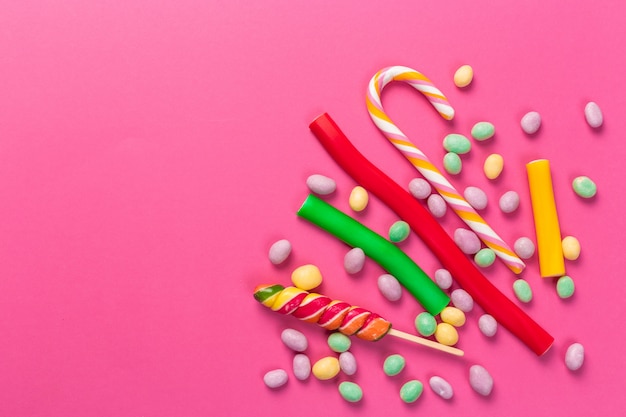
[254,284,464,356]
[309,113,554,356]
[297,194,449,315]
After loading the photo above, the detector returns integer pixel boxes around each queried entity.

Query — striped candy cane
[366,66,525,274]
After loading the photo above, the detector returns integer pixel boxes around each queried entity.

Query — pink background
[0,1,625,416]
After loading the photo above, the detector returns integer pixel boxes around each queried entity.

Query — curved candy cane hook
[366,66,525,274]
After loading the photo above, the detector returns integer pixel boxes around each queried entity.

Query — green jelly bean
[556,275,575,299]
[328,332,351,353]
[471,122,495,141]
[572,176,597,198]
[389,220,410,242]
[513,279,533,303]
[338,381,363,403]
[443,133,471,154]
[400,380,424,403]
[474,248,496,267]
[383,354,406,376]
[415,312,437,337]
[443,152,462,175]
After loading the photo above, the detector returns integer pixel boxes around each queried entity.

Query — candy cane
[366,66,525,274]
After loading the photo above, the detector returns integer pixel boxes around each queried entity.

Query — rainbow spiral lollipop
[366,65,525,274]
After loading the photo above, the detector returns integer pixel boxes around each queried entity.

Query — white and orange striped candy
[366,66,524,274]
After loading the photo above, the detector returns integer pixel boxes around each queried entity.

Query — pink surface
[0,1,624,416]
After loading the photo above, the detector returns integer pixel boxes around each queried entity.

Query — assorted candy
[344,248,365,274]
[400,380,424,403]
[565,343,585,371]
[478,314,498,337]
[429,376,454,400]
[306,174,336,195]
[312,356,340,380]
[281,328,308,352]
[556,276,576,299]
[291,264,323,291]
[327,332,351,353]
[513,279,533,303]
[471,121,495,141]
[349,186,369,212]
[269,239,292,265]
[484,153,504,180]
[264,369,289,389]
[469,365,494,396]
[383,354,406,376]
[520,111,542,134]
[453,64,474,88]
[443,152,463,175]
[293,354,312,381]
[377,274,403,302]
[338,381,363,402]
[562,236,581,260]
[584,102,603,128]
[572,175,597,198]
[338,351,357,375]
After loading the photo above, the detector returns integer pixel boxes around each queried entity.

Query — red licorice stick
[309,113,554,356]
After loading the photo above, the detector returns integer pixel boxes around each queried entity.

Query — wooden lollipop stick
[387,328,464,357]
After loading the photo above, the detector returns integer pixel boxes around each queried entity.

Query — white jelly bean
[429,376,454,399]
[478,314,498,337]
[378,274,403,301]
[469,365,494,396]
[521,111,542,134]
[454,228,481,255]
[306,174,336,195]
[451,288,474,312]
[339,351,357,376]
[499,190,520,213]
[565,343,585,371]
[293,353,311,380]
[464,186,488,210]
[514,237,535,259]
[427,194,447,218]
[281,328,308,352]
[584,102,603,128]
[264,369,288,388]
[434,268,453,290]
[344,248,365,274]
[269,239,292,265]
[409,178,432,200]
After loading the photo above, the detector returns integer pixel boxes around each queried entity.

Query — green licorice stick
[297,194,449,315]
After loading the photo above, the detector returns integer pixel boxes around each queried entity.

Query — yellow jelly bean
[434,322,459,346]
[484,154,504,180]
[453,64,474,88]
[439,306,466,327]
[349,186,369,212]
[562,236,581,261]
[291,264,323,291]
[312,356,340,380]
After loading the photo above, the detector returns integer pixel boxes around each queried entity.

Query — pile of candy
[254,64,596,404]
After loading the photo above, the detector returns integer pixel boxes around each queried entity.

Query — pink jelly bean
[464,186,488,210]
[427,194,447,218]
[454,228,481,255]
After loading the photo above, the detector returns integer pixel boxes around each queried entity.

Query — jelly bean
[400,380,424,403]
[427,194,447,218]
[293,353,311,381]
[378,274,403,302]
[572,176,597,198]
[484,153,504,180]
[281,328,308,352]
[440,306,466,327]
[306,174,336,195]
[328,332,351,353]
[556,275,575,299]
[349,186,369,212]
[454,228,481,255]
[338,381,363,403]
[499,190,520,213]
[415,312,437,337]
[434,322,459,346]
[291,264,323,290]
[389,220,410,243]
[443,152,462,175]
[429,376,454,399]
[451,288,474,312]
[469,365,494,396]
[443,133,471,154]
[584,102,603,128]
[474,248,496,267]
[513,279,533,303]
[471,121,495,141]
[464,186,488,210]
[339,351,357,376]
[453,64,473,88]
[520,111,542,134]
[478,314,498,337]
[408,178,432,200]
[514,237,535,259]
[268,239,292,265]
[344,247,365,274]
[264,369,288,388]
[565,342,585,371]
[562,236,581,260]
[383,354,406,376]
[434,268,453,290]
[312,356,340,380]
